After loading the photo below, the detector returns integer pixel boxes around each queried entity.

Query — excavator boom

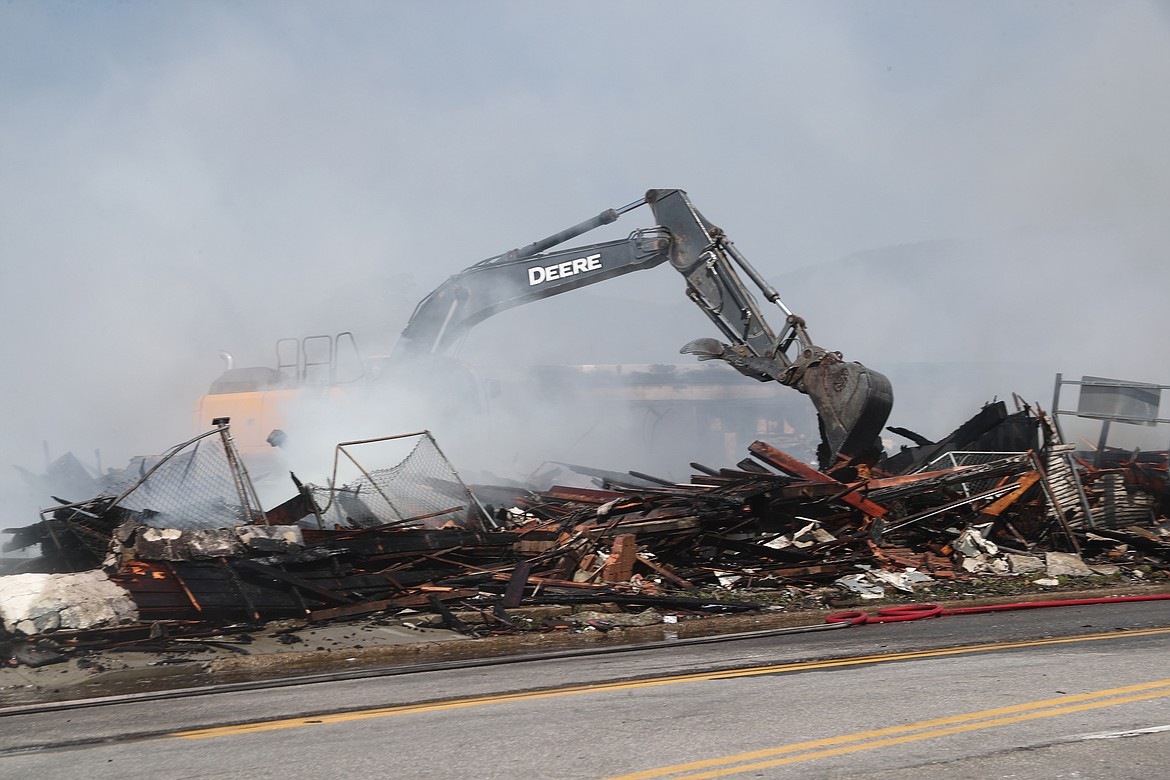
[398,189,893,469]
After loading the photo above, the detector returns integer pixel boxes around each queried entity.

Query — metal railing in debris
[308,431,495,531]
[918,451,1033,495]
[98,420,267,530]
[36,422,266,564]
[918,448,1106,530]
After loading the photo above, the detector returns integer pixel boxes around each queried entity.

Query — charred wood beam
[541,486,626,503]
[427,594,473,634]
[635,555,697,590]
[232,559,354,605]
[628,470,675,487]
[302,528,520,555]
[690,462,722,477]
[735,458,775,475]
[220,560,262,622]
[591,516,703,537]
[502,560,533,608]
[753,562,868,581]
[886,426,934,447]
[748,441,888,519]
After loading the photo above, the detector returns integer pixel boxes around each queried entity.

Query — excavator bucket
[800,357,894,471]
[680,337,893,470]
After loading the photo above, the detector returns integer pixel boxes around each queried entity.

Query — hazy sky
[2,1,1169,507]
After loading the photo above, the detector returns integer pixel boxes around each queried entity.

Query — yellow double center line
[172,625,1170,742]
[607,677,1170,779]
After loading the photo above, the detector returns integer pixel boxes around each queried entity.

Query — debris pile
[3,399,1170,666]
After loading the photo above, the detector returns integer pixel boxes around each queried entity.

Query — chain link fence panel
[101,428,264,530]
[309,432,491,531]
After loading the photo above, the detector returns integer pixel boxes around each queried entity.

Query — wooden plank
[635,555,696,590]
[977,471,1042,518]
[776,482,850,500]
[543,486,625,503]
[308,599,400,623]
[597,516,702,536]
[748,441,888,518]
[756,563,858,579]
[502,561,533,608]
[860,465,974,490]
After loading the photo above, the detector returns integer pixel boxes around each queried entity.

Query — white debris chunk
[954,526,999,558]
[835,573,886,599]
[1090,564,1121,576]
[236,524,304,552]
[135,526,246,561]
[961,555,990,573]
[1045,551,1094,577]
[792,520,835,548]
[715,572,742,587]
[596,498,621,517]
[869,568,935,593]
[1006,554,1045,574]
[0,571,138,635]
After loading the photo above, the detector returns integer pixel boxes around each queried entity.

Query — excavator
[395,188,892,470]
[197,189,892,471]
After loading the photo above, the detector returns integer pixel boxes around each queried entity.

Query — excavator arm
[644,189,893,469]
[397,200,671,356]
[397,189,892,469]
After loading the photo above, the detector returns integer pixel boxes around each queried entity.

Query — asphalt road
[2,600,1169,779]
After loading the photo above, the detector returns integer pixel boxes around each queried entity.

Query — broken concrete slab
[1006,554,1046,574]
[131,526,247,561]
[1090,564,1122,576]
[0,571,138,635]
[126,524,304,562]
[237,524,304,552]
[1045,551,1095,577]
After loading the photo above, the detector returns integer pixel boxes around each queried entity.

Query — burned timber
[4,396,1170,681]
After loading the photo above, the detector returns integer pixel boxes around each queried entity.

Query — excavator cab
[194,332,365,454]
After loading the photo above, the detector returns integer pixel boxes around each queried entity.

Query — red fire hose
[826,593,1170,626]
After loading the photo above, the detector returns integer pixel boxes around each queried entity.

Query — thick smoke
[2,2,1169,522]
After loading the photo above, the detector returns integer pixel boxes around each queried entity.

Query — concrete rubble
[0,571,137,636]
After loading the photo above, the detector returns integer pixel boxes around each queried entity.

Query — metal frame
[1051,374,1170,466]
[317,431,495,531]
[36,421,268,562]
